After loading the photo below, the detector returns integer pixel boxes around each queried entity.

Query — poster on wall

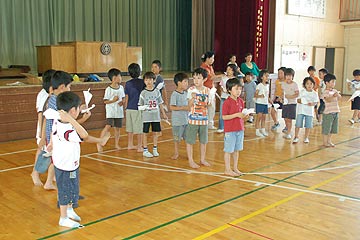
[281,46,301,68]
[287,0,326,18]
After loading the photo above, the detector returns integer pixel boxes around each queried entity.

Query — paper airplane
[81,104,95,113]
[242,108,255,115]
[43,109,60,120]
[83,88,93,107]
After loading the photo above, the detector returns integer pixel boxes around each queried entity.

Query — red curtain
[214,0,269,71]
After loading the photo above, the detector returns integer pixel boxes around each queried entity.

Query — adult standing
[240,53,260,81]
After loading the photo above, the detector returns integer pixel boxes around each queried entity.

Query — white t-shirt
[220,76,230,99]
[255,83,269,105]
[104,85,125,118]
[52,120,83,171]
[297,89,319,116]
[35,89,49,139]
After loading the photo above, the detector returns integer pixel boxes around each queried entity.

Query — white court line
[84,154,360,203]
[0,164,34,173]
[208,137,264,143]
[0,148,37,157]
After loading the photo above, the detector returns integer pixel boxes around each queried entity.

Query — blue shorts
[255,103,268,114]
[55,167,80,206]
[223,131,244,153]
[295,114,313,128]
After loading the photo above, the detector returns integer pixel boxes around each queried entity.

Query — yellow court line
[193,166,360,240]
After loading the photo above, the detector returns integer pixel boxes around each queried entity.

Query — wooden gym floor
[0,97,360,240]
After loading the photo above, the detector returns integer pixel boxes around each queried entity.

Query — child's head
[229,54,237,63]
[244,72,253,82]
[42,69,56,93]
[284,68,295,82]
[324,73,336,88]
[307,66,316,75]
[151,60,162,75]
[174,72,189,90]
[259,69,269,84]
[244,53,253,62]
[318,68,328,80]
[107,68,122,83]
[143,71,156,89]
[226,64,239,77]
[201,51,215,64]
[56,91,81,119]
[226,78,242,97]
[303,77,315,91]
[51,71,73,92]
[128,63,141,78]
[192,68,208,87]
[278,67,286,80]
[353,69,360,80]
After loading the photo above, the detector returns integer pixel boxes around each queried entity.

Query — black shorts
[106,118,123,128]
[351,96,360,110]
[282,104,297,120]
[143,122,161,133]
[318,99,325,114]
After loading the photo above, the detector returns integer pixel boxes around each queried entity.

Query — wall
[273,0,344,85]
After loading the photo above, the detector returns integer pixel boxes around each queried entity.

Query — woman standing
[240,53,260,81]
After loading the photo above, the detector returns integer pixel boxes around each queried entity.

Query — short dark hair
[51,71,73,90]
[201,51,215,62]
[353,69,360,76]
[42,69,56,93]
[324,73,336,83]
[227,64,240,77]
[108,68,121,81]
[303,77,315,88]
[128,63,141,78]
[307,66,316,72]
[245,71,253,76]
[56,91,81,112]
[285,68,295,77]
[143,71,156,80]
[174,72,188,86]
[245,52,252,58]
[319,68,328,75]
[278,67,286,72]
[259,69,269,82]
[226,78,241,93]
[193,68,208,79]
[152,60,162,68]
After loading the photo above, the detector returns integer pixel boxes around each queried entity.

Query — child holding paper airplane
[254,69,271,137]
[222,78,248,176]
[348,69,360,124]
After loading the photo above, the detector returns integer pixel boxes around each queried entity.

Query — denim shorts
[295,114,313,128]
[172,125,187,142]
[55,167,80,206]
[255,103,268,114]
[223,131,244,153]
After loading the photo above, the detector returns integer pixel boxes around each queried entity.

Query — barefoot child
[52,92,109,228]
[222,78,246,176]
[186,68,211,168]
[170,73,189,160]
[97,68,125,151]
[322,74,341,147]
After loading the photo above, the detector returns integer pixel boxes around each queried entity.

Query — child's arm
[59,110,88,139]
[222,112,246,120]
[161,85,169,107]
[159,104,168,120]
[170,105,189,111]
[254,89,264,98]
[286,90,299,99]
[118,97,125,106]
[104,95,119,104]
[124,95,129,109]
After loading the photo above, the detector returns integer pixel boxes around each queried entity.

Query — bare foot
[137,147,143,153]
[97,144,103,152]
[171,154,179,160]
[189,161,200,169]
[328,142,335,147]
[233,169,243,176]
[44,183,57,191]
[127,145,137,150]
[101,132,111,146]
[115,145,122,150]
[200,160,211,167]
[224,170,237,176]
[31,172,43,186]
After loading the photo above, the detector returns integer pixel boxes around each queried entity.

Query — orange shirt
[200,62,215,88]
[311,76,320,91]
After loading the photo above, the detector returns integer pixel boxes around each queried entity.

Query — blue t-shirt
[124,78,145,110]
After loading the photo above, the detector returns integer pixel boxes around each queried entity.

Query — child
[52,91,109,228]
[254,69,271,137]
[243,72,256,123]
[186,68,211,168]
[124,63,145,152]
[317,68,328,125]
[348,69,360,124]
[152,60,168,109]
[138,72,168,158]
[282,68,299,139]
[170,73,189,159]
[293,77,318,144]
[97,68,125,152]
[222,78,246,176]
[218,64,241,133]
[307,66,321,122]
[31,69,55,186]
[321,74,341,147]
[270,67,286,130]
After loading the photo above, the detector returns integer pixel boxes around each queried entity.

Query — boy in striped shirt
[186,68,211,168]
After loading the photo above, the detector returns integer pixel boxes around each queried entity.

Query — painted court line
[0,148,36,156]
[227,223,274,240]
[192,166,360,240]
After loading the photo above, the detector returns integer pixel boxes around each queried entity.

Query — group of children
[31,54,360,228]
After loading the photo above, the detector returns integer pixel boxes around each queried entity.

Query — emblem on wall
[100,42,111,55]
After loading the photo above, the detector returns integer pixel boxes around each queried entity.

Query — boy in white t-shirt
[97,68,125,152]
[52,92,109,228]
[293,77,318,144]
